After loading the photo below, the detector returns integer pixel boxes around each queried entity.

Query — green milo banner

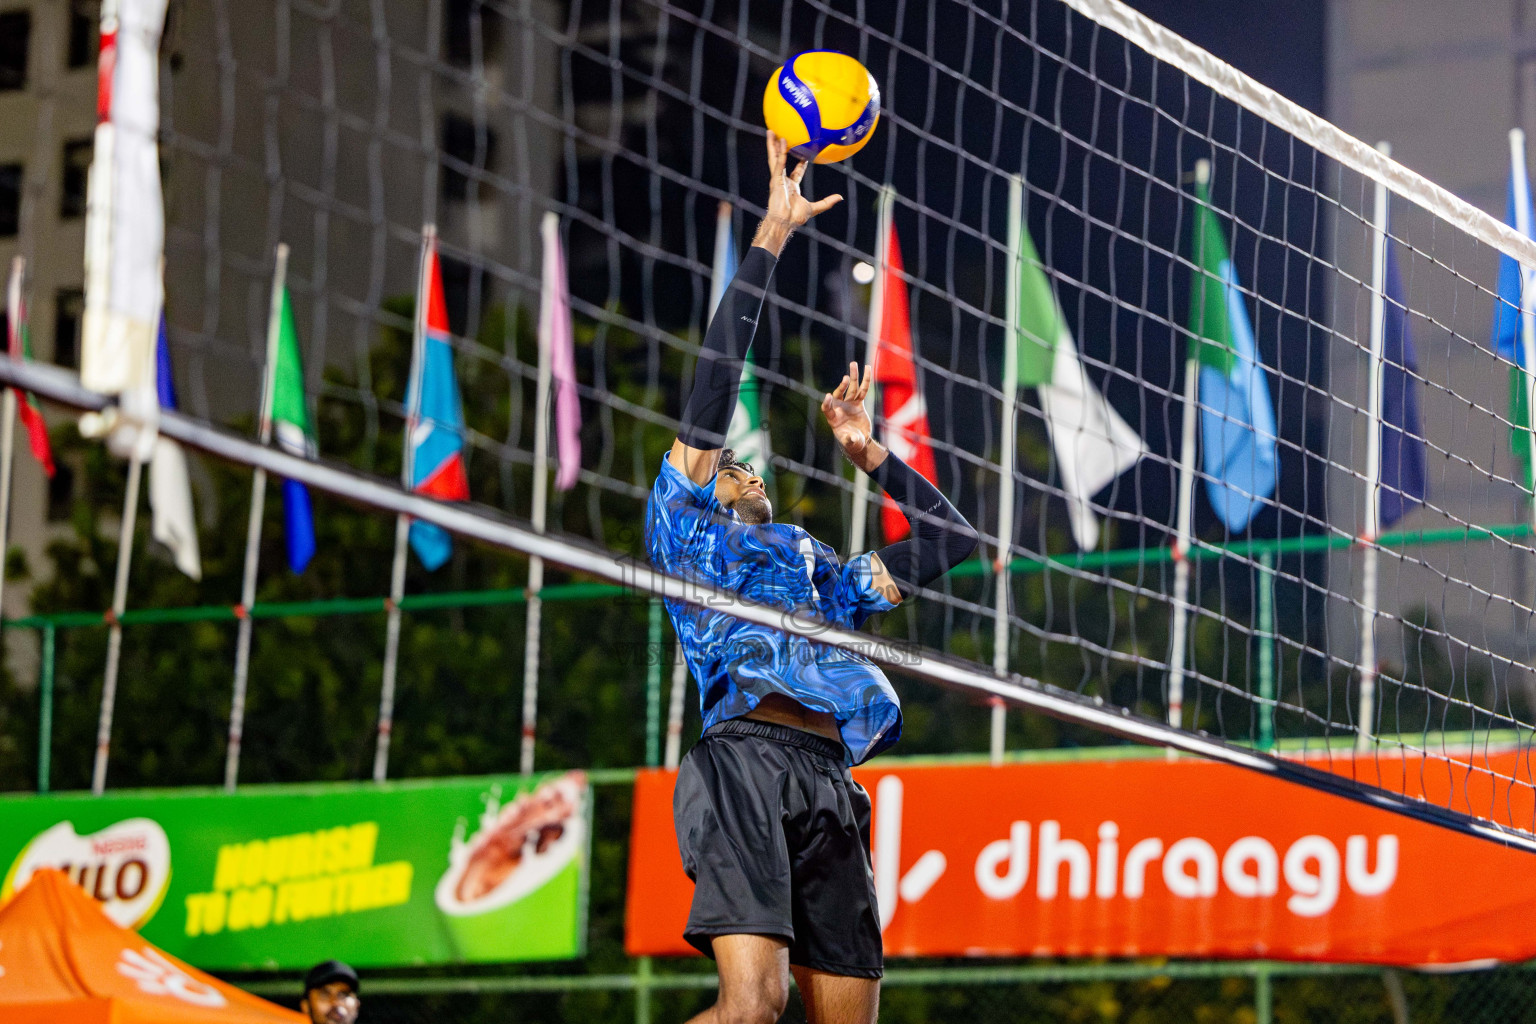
[0,771,590,969]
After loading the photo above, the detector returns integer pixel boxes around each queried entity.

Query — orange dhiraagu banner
[626,751,1536,964]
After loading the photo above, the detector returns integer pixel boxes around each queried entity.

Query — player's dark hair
[716,449,755,478]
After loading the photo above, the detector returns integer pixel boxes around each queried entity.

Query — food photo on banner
[626,752,1536,965]
[0,771,591,969]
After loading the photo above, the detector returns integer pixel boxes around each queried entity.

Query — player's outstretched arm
[821,362,978,604]
[671,133,844,486]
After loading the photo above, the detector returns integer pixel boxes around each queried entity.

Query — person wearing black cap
[300,960,360,1024]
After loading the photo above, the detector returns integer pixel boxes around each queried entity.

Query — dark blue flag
[1379,236,1427,528]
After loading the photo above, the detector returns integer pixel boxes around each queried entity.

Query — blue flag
[1494,164,1533,366]
[1188,176,1279,533]
[1379,236,1426,528]
[406,241,469,571]
[270,286,318,573]
[1496,146,1536,488]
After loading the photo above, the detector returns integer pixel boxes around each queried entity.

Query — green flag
[725,355,773,486]
[1183,170,1278,533]
[1189,178,1238,376]
[1511,367,1533,489]
[271,289,313,455]
[1014,222,1060,388]
[269,288,317,572]
[1009,216,1144,549]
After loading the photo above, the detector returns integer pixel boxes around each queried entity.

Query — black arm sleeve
[871,453,979,599]
[677,246,777,450]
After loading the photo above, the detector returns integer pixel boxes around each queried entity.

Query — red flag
[6,262,55,478]
[876,222,937,543]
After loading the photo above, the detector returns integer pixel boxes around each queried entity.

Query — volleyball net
[13,0,1536,843]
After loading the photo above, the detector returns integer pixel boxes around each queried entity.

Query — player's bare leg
[791,966,880,1024]
[683,934,790,1024]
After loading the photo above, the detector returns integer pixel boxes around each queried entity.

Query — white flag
[150,437,200,580]
[1012,211,1144,551]
[1038,324,1146,550]
[147,316,200,579]
[81,0,170,404]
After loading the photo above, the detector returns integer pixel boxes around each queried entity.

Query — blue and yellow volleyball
[763,51,881,165]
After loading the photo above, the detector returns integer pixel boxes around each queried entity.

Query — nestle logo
[93,836,148,855]
[783,77,813,107]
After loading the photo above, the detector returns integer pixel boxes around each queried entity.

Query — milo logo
[3,818,172,929]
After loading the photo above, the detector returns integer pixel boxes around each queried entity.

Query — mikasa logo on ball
[782,76,814,109]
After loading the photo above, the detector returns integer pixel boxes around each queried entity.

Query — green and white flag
[725,354,772,487]
[270,288,317,573]
[712,202,773,484]
[1013,219,1145,550]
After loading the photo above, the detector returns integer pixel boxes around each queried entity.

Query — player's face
[715,466,773,525]
[301,982,360,1024]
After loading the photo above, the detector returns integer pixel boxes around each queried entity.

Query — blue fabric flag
[1196,260,1280,533]
[1495,169,1533,366]
[1495,149,1536,488]
[1379,237,1427,528]
[156,315,178,411]
[282,476,317,573]
[405,245,469,571]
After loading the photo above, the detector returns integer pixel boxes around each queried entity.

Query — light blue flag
[1189,176,1279,533]
[405,244,469,571]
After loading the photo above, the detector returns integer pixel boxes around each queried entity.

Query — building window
[438,253,488,335]
[60,139,91,218]
[0,11,29,91]
[67,1,100,69]
[445,0,502,69]
[47,462,74,522]
[440,113,497,205]
[0,164,20,237]
[54,289,84,369]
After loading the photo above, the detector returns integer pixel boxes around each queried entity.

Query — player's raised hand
[766,132,843,228]
[822,361,881,470]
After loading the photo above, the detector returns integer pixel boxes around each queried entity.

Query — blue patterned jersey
[645,453,902,765]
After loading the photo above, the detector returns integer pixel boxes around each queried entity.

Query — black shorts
[673,718,883,978]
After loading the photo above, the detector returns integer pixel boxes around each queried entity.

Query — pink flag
[540,213,581,491]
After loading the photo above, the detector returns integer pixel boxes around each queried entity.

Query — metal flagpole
[522,212,559,775]
[1167,160,1210,732]
[849,187,894,555]
[375,226,433,782]
[991,178,1026,764]
[93,454,142,794]
[645,600,662,767]
[0,259,23,629]
[93,260,165,796]
[663,647,688,769]
[1167,357,1199,732]
[225,243,287,790]
[1357,142,1391,750]
[1256,551,1277,750]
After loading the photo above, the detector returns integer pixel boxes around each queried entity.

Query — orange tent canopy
[0,868,305,1024]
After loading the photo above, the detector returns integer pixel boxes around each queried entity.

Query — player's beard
[732,493,774,525]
